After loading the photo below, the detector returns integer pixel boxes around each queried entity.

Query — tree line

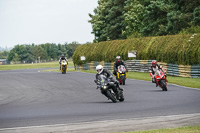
[7,42,80,63]
[0,51,9,59]
[89,0,200,42]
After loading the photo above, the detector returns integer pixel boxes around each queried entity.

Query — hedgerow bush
[72,34,200,65]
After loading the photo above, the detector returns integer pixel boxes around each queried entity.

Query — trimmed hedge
[72,34,200,65]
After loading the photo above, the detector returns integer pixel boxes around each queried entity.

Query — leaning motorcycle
[116,65,127,85]
[154,70,168,91]
[61,60,67,74]
[95,75,124,103]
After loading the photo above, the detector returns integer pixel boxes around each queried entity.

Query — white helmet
[96,65,103,74]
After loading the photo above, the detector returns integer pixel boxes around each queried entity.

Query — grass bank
[124,125,200,133]
[79,70,200,89]
[0,62,199,88]
[0,60,74,70]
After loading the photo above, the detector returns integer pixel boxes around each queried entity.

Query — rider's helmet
[116,56,121,62]
[61,54,65,58]
[152,60,157,68]
[96,65,103,74]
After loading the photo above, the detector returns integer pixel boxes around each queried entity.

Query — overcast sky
[0,0,98,48]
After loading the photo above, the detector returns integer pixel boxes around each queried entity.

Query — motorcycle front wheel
[122,77,125,85]
[160,80,167,91]
[62,66,66,74]
[119,91,124,102]
[106,90,117,103]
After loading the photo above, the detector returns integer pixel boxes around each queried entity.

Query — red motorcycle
[151,69,168,91]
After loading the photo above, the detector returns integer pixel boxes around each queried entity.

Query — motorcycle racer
[150,60,167,87]
[95,65,123,98]
[113,56,128,76]
[59,54,68,70]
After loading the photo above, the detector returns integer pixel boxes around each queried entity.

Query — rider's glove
[96,85,100,89]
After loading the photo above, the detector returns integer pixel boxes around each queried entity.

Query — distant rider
[95,65,122,98]
[113,56,128,76]
[150,60,167,87]
[59,54,68,70]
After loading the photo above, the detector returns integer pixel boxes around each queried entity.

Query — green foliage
[7,45,35,63]
[73,34,200,65]
[12,53,20,63]
[7,42,80,63]
[123,0,145,38]
[33,46,48,61]
[193,6,200,25]
[89,0,200,41]
[89,0,126,42]
[0,51,9,59]
[179,25,200,34]
[142,0,169,36]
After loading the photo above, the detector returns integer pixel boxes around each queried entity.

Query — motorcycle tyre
[62,66,66,74]
[119,91,124,102]
[122,77,125,85]
[160,80,167,91]
[106,90,117,103]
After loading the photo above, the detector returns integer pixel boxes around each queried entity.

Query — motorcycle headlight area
[102,85,108,89]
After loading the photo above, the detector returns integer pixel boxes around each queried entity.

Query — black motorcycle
[94,75,124,103]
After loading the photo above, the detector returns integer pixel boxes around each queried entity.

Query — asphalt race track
[0,69,200,132]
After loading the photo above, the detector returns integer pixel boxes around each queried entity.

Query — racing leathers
[59,57,68,70]
[150,64,166,86]
[95,69,122,97]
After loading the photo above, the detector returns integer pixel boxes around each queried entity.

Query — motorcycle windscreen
[118,65,126,73]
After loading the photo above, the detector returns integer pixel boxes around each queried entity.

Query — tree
[11,53,20,63]
[89,0,109,42]
[142,0,169,36]
[193,6,200,26]
[33,46,48,61]
[66,42,80,58]
[89,0,126,42]
[7,45,35,63]
[123,0,145,38]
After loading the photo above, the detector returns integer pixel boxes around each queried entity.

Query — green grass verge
[0,60,74,70]
[124,125,200,133]
[1,62,199,88]
[77,70,200,89]
[42,67,75,72]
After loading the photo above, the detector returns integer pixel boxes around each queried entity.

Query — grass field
[0,61,200,88]
[0,60,74,70]
[124,125,200,133]
[80,70,200,89]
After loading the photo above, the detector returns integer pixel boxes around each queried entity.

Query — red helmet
[116,56,121,62]
[152,60,157,68]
